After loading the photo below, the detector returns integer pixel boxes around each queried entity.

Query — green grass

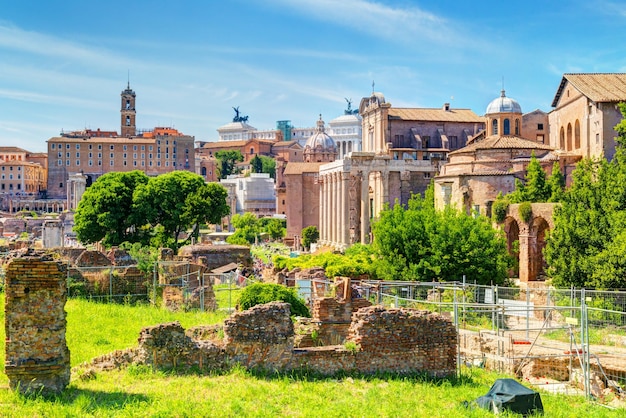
[214,283,242,311]
[0,293,624,417]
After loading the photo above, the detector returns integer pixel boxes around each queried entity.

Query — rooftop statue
[232,106,249,123]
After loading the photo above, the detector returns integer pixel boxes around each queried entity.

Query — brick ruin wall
[4,256,70,395]
[86,302,457,378]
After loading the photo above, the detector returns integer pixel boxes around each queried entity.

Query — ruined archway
[504,216,520,278]
[531,216,550,280]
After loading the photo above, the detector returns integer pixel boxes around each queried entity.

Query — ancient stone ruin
[86,301,457,378]
[4,254,71,395]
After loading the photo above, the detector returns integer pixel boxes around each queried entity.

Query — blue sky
[1,0,625,153]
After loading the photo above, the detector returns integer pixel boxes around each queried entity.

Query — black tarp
[475,378,543,416]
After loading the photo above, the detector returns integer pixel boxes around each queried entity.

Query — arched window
[126,116,131,126]
[492,119,498,135]
[567,123,573,151]
[201,167,207,176]
[575,120,581,149]
[250,147,254,154]
[515,119,520,135]
[560,127,565,149]
[504,119,510,135]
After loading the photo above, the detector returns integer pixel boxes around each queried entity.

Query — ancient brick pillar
[4,255,70,395]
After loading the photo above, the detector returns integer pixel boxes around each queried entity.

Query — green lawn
[0,293,623,417]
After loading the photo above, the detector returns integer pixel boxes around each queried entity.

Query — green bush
[492,198,509,223]
[238,283,310,317]
[518,201,533,223]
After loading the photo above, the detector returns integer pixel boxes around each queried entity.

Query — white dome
[305,115,335,150]
[486,90,522,114]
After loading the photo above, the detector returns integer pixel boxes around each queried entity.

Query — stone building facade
[46,84,195,200]
[549,73,626,162]
[318,91,484,249]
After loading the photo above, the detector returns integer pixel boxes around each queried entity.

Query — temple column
[318,175,325,245]
[341,171,349,249]
[360,171,370,244]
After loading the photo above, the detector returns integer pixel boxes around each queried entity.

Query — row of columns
[319,169,372,249]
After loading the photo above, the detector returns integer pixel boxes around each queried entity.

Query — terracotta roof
[271,141,302,149]
[389,108,484,123]
[0,146,29,153]
[283,162,326,175]
[449,135,554,155]
[201,140,248,148]
[552,73,626,107]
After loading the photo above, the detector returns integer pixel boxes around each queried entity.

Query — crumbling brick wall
[223,302,295,370]
[85,303,457,379]
[4,255,71,395]
[346,306,457,377]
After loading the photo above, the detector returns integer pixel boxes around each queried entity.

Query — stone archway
[504,216,520,278]
[505,203,556,282]
[531,216,550,280]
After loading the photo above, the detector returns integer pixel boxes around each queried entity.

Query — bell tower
[120,82,136,137]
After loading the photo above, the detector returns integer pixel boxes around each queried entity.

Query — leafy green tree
[301,225,319,250]
[238,283,310,317]
[261,218,286,241]
[74,171,149,246]
[508,153,550,203]
[227,212,261,245]
[372,194,512,284]
[260,155,276,178]
[250,155,263,174]
[134,171,229,251]
[215,150,243,179]
[545,102,626,288]
[547,161,566,202]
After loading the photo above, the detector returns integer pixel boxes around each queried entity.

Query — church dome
[486,90,522,114]
[305,115,335,150]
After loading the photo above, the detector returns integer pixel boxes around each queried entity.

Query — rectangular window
[76,144,80,149]
[110,145,114,150]
[133,145,137,151]
[141,145,145,151]
[133,161,137,166]
[141,161,145,167]
[110,160,114,166]
[110,153,114,158]
[123,161,127,166]
[98,160,102,166]
[58,159,62,166]
[66,152,70,158]
[123,145,127,151]
[52,144,56,149]
[76,160,80,166]
[89,160,93,166]
[66,160,70,166]
[98,144,102,150]
[59,182,64,188]
[89,144,93,150]
[66,144,70,149]
[537,123,544,130]
[76,152,80,158]
[98,152,102,158]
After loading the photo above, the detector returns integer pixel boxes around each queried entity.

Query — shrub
[519,201,533,223]
[492,198,509,223]
[238,283,310,317]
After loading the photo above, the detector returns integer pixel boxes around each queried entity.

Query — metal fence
[353,280,626,402]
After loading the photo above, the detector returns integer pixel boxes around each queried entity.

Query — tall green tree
[260,155,276,178]
[547,161,566,202]
[74,170,149,246]
[227,212,261,245]
[250,155,263,174]
[301,226,319,250]
[508,153,550,203]
[215,150,244,179]
[372,193,512,284]
[134,171,229,251]
[545,102,626,288]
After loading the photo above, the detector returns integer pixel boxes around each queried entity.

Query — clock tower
[120,83,136,137]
